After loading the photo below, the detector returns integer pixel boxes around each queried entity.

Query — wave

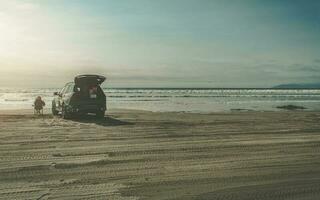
[4,99,29,102]
[106,95,320,99]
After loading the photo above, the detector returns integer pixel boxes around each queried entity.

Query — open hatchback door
[74,75,106,86]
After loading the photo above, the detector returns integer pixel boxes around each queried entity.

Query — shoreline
[1,88,319,113]
[0,107,316,116]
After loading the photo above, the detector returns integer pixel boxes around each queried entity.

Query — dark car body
[52,75,107,118]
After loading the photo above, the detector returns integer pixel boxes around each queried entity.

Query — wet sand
[0,109,320,199]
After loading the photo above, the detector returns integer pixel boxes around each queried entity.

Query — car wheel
[62,105,70,119]
[52,101,59,115]
[96,111,105,119]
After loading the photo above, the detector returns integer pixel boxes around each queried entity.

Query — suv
[52,75,107,119]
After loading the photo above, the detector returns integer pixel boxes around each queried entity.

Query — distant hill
[273,83,320,89]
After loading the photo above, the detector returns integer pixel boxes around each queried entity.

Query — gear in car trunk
[74,75,106,101]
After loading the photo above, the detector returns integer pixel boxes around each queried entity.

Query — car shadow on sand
[70,115,134,127]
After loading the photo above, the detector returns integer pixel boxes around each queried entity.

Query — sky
[0,0,319,88]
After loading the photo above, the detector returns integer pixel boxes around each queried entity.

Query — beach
[1,109,320,199]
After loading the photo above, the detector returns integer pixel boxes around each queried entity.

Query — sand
[0,109,320,199]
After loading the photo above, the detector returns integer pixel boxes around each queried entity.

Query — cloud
[298,65,320,72]
[314,59,320,63]
[0,1,39,12]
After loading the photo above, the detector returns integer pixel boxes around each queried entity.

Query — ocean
[0,88,319,112]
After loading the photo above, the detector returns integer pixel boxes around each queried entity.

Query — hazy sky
[0,0,319,88]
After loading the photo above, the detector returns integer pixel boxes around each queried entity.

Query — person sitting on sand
[34,96,45,114]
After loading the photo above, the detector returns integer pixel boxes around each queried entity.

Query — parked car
[52,75,107,119]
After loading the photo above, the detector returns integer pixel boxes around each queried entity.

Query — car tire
[52,101,59,116]
[96,111,105,119]
[62,105,71,119]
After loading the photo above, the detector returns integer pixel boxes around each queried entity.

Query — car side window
[70,84,75,93]
[65,84,72,94]
[60,85,67,95]
[65,83,75,94]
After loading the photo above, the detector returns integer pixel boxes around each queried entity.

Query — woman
[34,96,45,114]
